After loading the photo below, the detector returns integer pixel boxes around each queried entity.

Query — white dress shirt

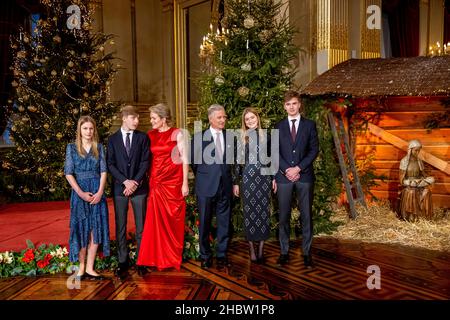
[288,114,301,133]
[209,126,225,152]
[120,127,134,147]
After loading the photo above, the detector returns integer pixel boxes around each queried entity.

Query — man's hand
[233,185,240,197]
[285,166,301,182]
[123,180,139,197]
[272,180,277,194]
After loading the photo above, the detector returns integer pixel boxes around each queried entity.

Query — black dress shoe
[85,272,105,281]
[277,254,289,265]
[201,258,212,269]
[303,255,314,269]
[137,266,149,277]
[256,255,266,264]
[216,257,231,268]
[115,265,128,279]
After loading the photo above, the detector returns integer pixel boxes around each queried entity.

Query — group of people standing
[64,90,319,280]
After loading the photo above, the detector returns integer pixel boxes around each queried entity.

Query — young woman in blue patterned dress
[64,116,110,280]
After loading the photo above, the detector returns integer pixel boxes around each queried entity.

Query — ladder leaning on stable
[327,112,367,219]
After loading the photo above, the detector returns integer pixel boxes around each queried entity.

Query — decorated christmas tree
[196,0,342,235]
[198,0,298,128]
[1,0,119,201]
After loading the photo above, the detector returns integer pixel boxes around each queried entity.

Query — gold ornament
[83,92,89,98]
[27,71,34,77]
[40,59,46,64]
[2,162,10,169]
[109,40,115,45]
[83,22,90,30]
[238,86,250,97]
[35,139,41,143]
[81,53,87,59]
[82,104,89,111]
[57,171,64,177]
[17,51,26,59]
[11,126,17,132]
[51,70,57,76]
[244,16,255,29]
[70,50,75,55]
[37,167,43,173]
[23,95,29,101]
[68,61,74,67]
[27,106,37,112]
[7,185,14,190]
[42,150,48,156]
[43,123,50,129]
[53,35,61,43]
[49,188,56,193]
[23,36,30,43]
[16,146,22,152]
[65,121,71,127]
[11,80,18,87]
[56,132,63,140]
[98,46,104,52]
[84,72,92,79]
[23,188,30,194]
[18,106,25,112]
[73,108,79,115]
[50,99,56,105]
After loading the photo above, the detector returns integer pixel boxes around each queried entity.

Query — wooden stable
[301,56,450,208]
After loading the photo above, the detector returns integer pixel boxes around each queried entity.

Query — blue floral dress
[64,143,110,262]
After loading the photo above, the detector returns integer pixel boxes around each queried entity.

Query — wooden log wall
[353,97,450,208]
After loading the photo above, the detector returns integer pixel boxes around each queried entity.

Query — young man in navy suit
[107,105,150,278]
[275,91,319,268]
[190,104,234,269]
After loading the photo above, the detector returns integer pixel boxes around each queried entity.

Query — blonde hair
[76,116,99,159]
[241,107,263,144]
[121,105,139,118]
[149,103,173,126]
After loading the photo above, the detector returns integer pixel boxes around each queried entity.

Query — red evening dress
[137,127,186,270]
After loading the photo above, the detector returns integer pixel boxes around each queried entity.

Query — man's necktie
[125,132,131,156]
[291,119,297,142]
[215,131,223,163]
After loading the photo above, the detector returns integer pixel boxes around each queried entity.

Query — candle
[220,50,223,61]
[246,39,249,50]
[210,23,213,32]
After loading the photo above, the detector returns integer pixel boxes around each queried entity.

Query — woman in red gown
[137,103,189,270]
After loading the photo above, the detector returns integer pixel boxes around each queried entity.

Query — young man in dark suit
[107,105,150,278]
[275,91,319,268]
[190,104,234,269]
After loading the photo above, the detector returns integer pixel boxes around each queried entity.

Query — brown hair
[121,105,139,118]
[149,103,173,126]
[283,90,301,103]
[283,90,303,113]
[76,116,99,159]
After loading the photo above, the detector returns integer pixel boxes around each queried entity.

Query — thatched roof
[300,56,450,98]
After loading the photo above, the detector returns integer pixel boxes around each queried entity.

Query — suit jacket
[190,129,233,198]
[275,117,319,184]
[107,129,150,196]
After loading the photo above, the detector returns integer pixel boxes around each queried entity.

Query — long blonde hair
[241,107,263,144]
[76,116,99,159]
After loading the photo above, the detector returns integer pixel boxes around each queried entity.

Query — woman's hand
[272,180,277,194]
[182,182,189,197]
[79,191,94,202]
[90,191,103,205]
[233,185,240,197]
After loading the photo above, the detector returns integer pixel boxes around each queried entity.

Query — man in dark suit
[107,105,150,278]
[190,104,234,269]
[275,91,319,268]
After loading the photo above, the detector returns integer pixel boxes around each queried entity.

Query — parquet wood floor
[1,238,449,300]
